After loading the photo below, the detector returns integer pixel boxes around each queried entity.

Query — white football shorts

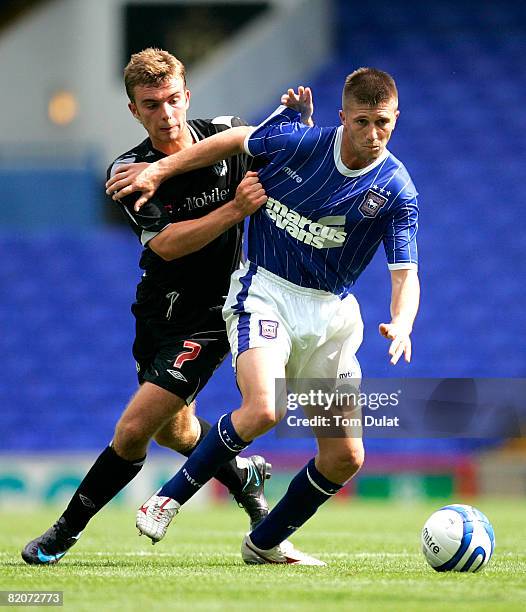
[222,261,364,382]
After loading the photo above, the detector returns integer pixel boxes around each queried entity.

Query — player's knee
[251,409,279,435]
[338,445,365,478]
[327,446,365,481]
[114,418,150,449]
[240,401,283,436]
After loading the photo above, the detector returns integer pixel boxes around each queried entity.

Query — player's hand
[105,162,161,211]
[379,322,412,365]
[232,171,267,219]
[281,86,314,126]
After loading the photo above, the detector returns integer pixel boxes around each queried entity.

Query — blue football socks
[158,412,249,505]
[250,458,343,550]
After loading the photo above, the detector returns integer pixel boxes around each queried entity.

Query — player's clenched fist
[232,171,267,218]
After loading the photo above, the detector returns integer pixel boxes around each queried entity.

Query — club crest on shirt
[359,190,388,218]
[259,320,279,339]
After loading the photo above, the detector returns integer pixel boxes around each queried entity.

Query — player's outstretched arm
[379,269,420,365]
[105,126,252,210]
[281,86,314,126]
[148,171,266,261]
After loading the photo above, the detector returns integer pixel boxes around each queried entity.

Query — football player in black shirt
[22,48,270,565]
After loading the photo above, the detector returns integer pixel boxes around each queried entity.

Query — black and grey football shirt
[108,116,250,312]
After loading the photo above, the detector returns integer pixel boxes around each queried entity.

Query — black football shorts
[132,304,230,405]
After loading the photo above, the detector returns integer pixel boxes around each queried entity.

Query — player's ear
[128,102,141,123]
[184,88,191,110]
[339,109,346,126]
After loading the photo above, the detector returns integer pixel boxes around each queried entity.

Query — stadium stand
[1,0,524,465]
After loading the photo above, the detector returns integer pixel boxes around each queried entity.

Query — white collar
[333,125,389,177]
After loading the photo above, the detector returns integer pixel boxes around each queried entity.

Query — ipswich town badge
[359,189,388,218]
[259,320,279,339]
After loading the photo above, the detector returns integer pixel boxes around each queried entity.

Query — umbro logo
[167,369,188,382]
[79,494,95,509]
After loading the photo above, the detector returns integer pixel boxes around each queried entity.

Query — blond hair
[124,48,187,101]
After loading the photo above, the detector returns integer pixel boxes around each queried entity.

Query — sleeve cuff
[242,127,257,156]
[388,262,418,271]
[141,223,172,246]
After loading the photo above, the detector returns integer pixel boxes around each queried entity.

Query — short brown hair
[124,48,187,101]
[342,68,398,108]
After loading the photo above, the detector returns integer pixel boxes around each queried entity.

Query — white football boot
[136,493,180,543]
[241,534,326,566]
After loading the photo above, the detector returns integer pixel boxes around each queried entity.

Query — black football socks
[61,445,145,532]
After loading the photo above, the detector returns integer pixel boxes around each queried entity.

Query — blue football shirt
[244,106,418,297]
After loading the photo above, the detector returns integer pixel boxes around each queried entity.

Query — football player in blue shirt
[107,68,420,565]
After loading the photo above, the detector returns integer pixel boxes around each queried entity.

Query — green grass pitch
[1,499,525,611]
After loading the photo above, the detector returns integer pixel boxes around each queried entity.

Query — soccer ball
[421,504,495,572]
